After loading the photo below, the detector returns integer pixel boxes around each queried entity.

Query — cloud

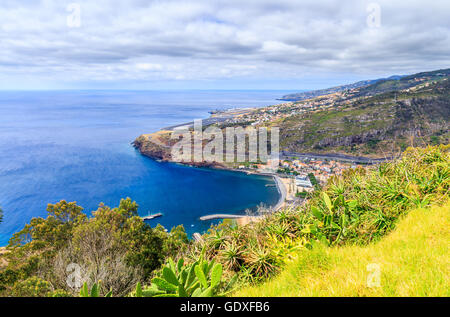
[0,0,449,89]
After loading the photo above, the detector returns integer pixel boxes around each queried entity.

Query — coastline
[196,172,287,227]
[196,171,287,221]
[131,104,293,223]
[133,134,287,218]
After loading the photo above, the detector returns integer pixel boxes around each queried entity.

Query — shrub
[10,276,53,297]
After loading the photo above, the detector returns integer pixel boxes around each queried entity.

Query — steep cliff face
[133,132,227,168]
[133,134,172,161]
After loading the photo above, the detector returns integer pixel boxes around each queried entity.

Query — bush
[10,276,53,297]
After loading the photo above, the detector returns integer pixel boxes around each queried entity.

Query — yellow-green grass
[235,202,450,297]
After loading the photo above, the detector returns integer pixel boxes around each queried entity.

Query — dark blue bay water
[0,90,292,245]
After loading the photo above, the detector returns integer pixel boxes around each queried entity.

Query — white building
[295,175,313,188]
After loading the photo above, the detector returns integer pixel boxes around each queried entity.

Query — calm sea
[0,90,293,245]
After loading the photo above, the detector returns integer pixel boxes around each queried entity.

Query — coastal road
[161,116,232,131]
[281,151,393,164]
[199,214,247,221]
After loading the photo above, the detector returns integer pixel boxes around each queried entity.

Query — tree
[2,198,174,297]
[8,200,86,250]
[0,206,3,224]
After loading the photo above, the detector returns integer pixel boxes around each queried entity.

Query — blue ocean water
[0,90,292,246]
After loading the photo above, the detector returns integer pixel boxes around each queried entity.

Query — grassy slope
[235,202,449,297]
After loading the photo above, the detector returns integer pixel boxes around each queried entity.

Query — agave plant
[219,241,243,271]
[266,221,292,238]
[244,242,277,278]
[206,229,226,251]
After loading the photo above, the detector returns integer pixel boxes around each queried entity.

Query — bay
[0,90,294,245]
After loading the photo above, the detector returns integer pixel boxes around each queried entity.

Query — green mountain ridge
[277,69,450,157]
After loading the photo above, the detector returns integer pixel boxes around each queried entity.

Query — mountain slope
[278,72,450,157]
[279,78,382,101]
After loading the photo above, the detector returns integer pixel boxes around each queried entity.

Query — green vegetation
[185,146,448,288]
[0,198,187,297]
[79,281,112,297]
[0,145,448,297]
[295,190,308,198]
[132,250,234,297]
[307,173,319,188]
[235,203,449,296]
[279,78,449,156]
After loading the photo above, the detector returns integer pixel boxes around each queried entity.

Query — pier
[141,213,163,220]
[199,214,246,221]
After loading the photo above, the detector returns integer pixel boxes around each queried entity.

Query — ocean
[0,90,293,246]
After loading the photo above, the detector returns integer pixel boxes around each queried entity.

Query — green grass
[235,202,450,297]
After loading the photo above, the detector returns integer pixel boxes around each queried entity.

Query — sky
[0,0,449,90]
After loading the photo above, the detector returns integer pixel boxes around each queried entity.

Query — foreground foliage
[187,145,449,285]
[235,203,450,296]
[132,249,235,297]
[79,282,112,297]
[0,198,188,296]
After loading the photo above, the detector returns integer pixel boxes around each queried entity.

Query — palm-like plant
[266,222,292,238]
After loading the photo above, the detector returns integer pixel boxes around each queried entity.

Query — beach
[234,173,288,227]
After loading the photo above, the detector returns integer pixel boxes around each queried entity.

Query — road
[281,151,393,164]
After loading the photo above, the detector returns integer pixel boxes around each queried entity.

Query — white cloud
[135,63,163,71]
[0,0,449,89]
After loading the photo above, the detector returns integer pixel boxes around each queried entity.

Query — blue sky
[0,0,449,90]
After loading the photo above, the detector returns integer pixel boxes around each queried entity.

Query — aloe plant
[79,281,112,297]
